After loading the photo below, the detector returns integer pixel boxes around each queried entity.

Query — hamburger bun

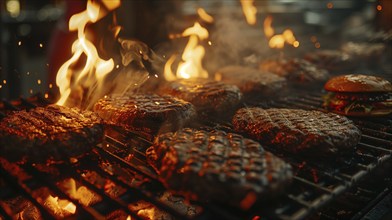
[324,74,392,93]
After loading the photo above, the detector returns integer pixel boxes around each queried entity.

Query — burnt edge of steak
[232,107,362,156]
[0,105,104,162]
[146,128,293,209]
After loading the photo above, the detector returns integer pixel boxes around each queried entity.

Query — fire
[197,8,214,23]
[240,0,257,25]
[164,22,209,81]
[56,0,120,106]
[263,16,299,48]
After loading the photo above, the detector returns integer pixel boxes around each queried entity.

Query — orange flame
[197,8,214,23]
[263,16,299,49]
[56,0,120,106]
[240,0,257,25]
[164,22,209,81]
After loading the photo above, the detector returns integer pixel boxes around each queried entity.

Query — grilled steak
[159,78,242,117]
[146,128,292,208]
[93,94,196,135]
[259,58,330,87]
[0,105,103,162]
[215,65,287,100]
[232,108,361,156]
[304,50,356,74]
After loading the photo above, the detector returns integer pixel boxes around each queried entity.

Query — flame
[263,16,299,48]
[164,22,209,81]
[56,0,120,106]
[240,0,257,25]
[264,16,274,38]
[197,8,214,23]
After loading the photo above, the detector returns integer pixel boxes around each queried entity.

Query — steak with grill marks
[146,128,292,208]
[158,78,242,117]
[0,105,103,162]
[93,94,196,135]
[232,108,361,155]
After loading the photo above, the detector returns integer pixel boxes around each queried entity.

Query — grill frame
[0,92,391,220]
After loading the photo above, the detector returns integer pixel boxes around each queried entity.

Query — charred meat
[146,128,292,208]
[93,94,196,135]
[233,108,361,155]
[0,105,103,162]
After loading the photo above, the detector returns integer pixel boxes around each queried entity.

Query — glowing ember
[55,0,120,106]
[126,215,131,220]
[197,8,214,23]
[164,22,209,81]
[45,195,76,216]
[240,0,257,25]
[263,16,299,49]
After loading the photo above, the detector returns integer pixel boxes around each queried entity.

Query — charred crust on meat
[93,94,197,135]
[0,105,104,162]
[159,78,242,118]
[232,108,361,156]
[146,128,292,208]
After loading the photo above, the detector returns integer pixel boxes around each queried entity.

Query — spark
[116,64,119,69]
[208,41,212,46]
[155,101,160,105]
[18,41,22,46]
[0,85,2,89]
[29,89,33,94]
[49,83,53,88]
[3,80,6,84]
[37,79,41,85]
[377,5,382,11]
[44,93,49,99]
[154,74,158,78]
[27,72,30,75]
[39,43,43,48]
[293,41,300,48]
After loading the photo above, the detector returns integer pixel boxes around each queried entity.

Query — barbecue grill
[0,91,390,220]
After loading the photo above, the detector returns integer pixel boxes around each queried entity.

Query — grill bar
[0,92,391,220]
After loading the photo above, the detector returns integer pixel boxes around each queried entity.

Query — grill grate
[0,92,391,220]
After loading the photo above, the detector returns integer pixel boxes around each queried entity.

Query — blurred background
[0,0,390,99]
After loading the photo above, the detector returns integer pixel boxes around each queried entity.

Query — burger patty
[304,50,356,73]
[93,94,196,135]
[146,128,292,208]
[232,108,361,155]
[159,78,242,116]
[0,105,103,162]
[259,58,330,85]
[215,65,287,99]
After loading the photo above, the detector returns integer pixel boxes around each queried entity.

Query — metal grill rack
[0,92,391,220]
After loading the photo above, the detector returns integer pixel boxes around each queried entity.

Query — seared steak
[215,65,287,99]
[146,128,292,208]
[0,105,103,162]
[159,78,242,117]
[233,108,361,155]
[93,94,196,135]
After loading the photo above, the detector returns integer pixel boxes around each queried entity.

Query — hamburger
[323,74,392,116]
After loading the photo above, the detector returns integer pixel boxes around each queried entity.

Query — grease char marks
[233,108,361,156]
[0,105,103,162]
[146,128,292,208]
